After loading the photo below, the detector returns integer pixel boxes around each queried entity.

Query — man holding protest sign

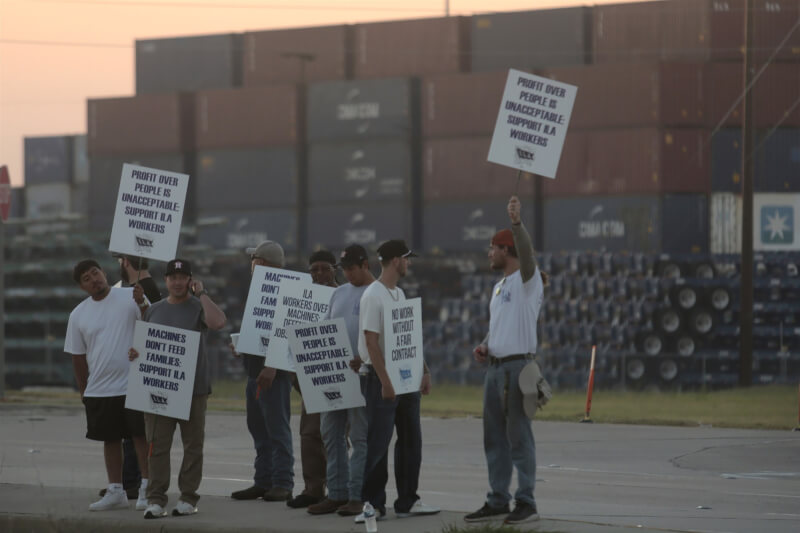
[101,253,162,502]
[308,245,373,516]
[357,240,439,523]
[130,258,226,519]
[287,249,338,509]
[465,195,546,525]
[64,259,150,511]
[230,240,296,503]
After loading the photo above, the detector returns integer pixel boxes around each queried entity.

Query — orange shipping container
[421,71,507,138]
[544,128,710,196]
[88,94,194,156]
[243,25,349,85]
[543,62,704,128]
[353,17,470,79]
[195,86,302,149]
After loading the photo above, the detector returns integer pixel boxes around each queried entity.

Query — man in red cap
[465,195,546,525]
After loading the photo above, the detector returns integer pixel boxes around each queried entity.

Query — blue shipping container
[196,208,298,251]
[24,136,72,185]
[307,203,410,250]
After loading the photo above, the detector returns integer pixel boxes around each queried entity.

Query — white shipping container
[710,193,741,254]
[710,193,800,253]
[25,183,72,219]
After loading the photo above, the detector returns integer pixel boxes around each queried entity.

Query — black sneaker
[464,502,510,522]
[504,501,539,524]
[231,485,268,500]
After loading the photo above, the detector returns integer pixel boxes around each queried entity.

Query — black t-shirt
[131,276,162,303]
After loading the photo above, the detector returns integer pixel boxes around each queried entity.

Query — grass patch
[3,381,798,430]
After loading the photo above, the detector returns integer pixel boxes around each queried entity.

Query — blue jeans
[361,370,422,514]
[245,372,294,490]
[483,359,536,507]
[320,376,368,501]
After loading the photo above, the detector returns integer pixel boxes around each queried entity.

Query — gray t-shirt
[145,297,210,395]
[327,282,369,358]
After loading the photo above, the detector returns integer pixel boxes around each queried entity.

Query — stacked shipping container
[306,78,418,249]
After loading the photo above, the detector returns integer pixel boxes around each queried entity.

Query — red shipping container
[422,137,537,202]
[353,17,470,79]
[243,25,349,85]
[421,71,507,138]
[545,128,710,196]
[543,62,704,128]
[705,62,800,128]
[88,93,194,156]
[195,85,301,149]
[594,0,799,64]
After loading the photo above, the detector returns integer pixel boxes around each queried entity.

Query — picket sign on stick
[237,266,311,359]
[288,318,365,414]
[581,345,597,424]
[109,163,189,262]
[383,298,424,395]
[265,278,335,371]
[125,321,200,421]
[488,69,577,180]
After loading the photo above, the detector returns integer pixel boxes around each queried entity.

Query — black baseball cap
[337,244,369,267]
[165,258,192,276]
[377,240,417,262]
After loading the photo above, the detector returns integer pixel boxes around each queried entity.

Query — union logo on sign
[761,206,793,245]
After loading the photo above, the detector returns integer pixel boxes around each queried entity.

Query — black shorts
[83,395,145,441]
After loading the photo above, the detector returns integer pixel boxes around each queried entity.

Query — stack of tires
[630,255,735,389]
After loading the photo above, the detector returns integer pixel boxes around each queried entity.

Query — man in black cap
[308,245,373,516]
[129,258,226,519]
[286,249,339,509]
[231,241,295,503]
[356,240,439,523]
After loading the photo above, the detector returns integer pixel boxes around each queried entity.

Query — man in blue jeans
[230,241,294,502]
[465,195,545,525]
[307,245,374,516]
[356,240,439,523]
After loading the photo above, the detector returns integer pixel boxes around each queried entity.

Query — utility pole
[281,52,315,254]
[445,0,450,16]
[739,0,755,387]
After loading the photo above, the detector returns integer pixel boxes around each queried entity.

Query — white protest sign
[383,298,424,395]
[288,318,365,414]
[237,266,311,358]
[266,279,335,371]
[125,320,200,420]
[109,163,189,262]
[487,69,577,179]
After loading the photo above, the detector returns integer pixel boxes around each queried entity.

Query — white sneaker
[396,500,441,518]
[135,484,148,510]
[89,489,128,511]
[354,510,386,523]
[172,500,198,516]
[144,503,167,519]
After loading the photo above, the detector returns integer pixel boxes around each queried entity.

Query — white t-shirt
[488,267,544,358]
[64,287,141,397]
[358,280,405,366]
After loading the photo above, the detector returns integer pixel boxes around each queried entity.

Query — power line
[30,0,445,13]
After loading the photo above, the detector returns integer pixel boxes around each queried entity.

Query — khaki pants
[293,376,326,498]
[145,394,208,507]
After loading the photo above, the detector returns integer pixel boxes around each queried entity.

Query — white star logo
[765,210,789,241]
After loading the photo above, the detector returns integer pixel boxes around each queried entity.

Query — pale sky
[0,0,644,187]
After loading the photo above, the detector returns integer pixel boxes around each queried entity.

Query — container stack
[23,135,89,232]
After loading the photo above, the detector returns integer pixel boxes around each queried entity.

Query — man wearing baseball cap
[230,241,296,503]
[356,240,439,523]
[465,195,546,525]
[307,245,374,516]
[130,258,227,518]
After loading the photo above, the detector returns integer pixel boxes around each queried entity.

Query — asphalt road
[1,404,799,532]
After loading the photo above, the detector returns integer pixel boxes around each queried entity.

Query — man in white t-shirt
[64,259,150,511]
[465,196,545,525]
[356,240,439,523]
